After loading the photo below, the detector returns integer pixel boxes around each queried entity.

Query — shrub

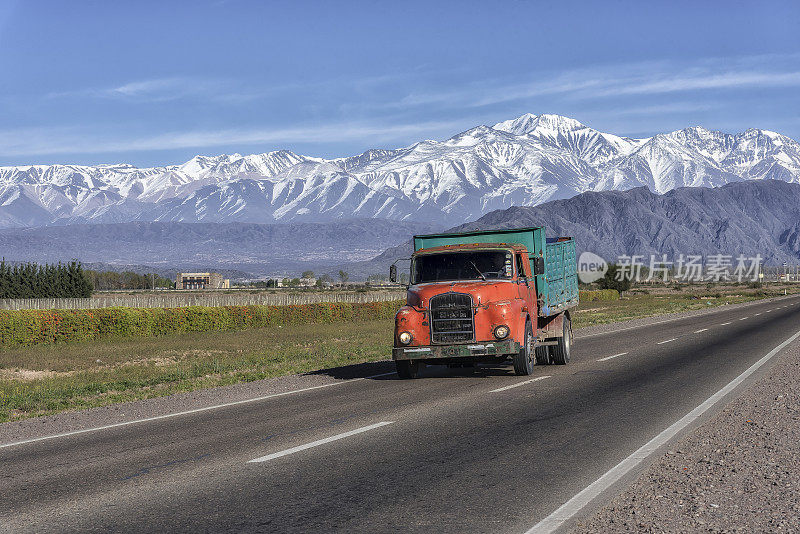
[0,300,406,349]
[596,264,631,293]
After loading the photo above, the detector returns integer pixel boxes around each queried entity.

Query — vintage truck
[389,227,579,379]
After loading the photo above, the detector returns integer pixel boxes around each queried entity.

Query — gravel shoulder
[1,293,796,446]
[572,327,800,532]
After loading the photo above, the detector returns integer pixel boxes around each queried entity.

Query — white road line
[490,376,551,393]
[766,310,773,313]
[720,322,732,326]
[739,317,748,321]
[755,313,762,316]
[248,421,394,463]
[0,371,397,450]
[693,328,708,333]
[524,326,800,534]
[597,352,628,362]
[657,338,676,344]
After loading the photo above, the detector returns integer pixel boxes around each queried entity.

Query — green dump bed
[412,227,579,316]
[543,237,579,315]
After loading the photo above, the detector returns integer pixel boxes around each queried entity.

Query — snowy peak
[493,113,587,136]
[493,113,640,164]
[1,114,799,229]
[492,113,539,135]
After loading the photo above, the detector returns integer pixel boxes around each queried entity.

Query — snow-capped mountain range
[2,113,800,229]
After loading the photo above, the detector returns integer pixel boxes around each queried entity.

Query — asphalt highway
[2,295,800,533]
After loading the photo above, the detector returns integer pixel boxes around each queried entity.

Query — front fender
[394,305,430,346]
[479,299,528,345]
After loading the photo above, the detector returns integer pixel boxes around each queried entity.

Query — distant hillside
[349,180,800,277]
[0,219,436,277]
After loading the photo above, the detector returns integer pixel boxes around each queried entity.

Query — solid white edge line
[693,328,708,333]
[657,338,676,344]
[490,376,551,393]
[0,371,396,450]
[247,421,394,463]
[597,352,628,362]
[525,326,800,534]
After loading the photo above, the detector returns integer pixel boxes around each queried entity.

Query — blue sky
[0,0,798,167]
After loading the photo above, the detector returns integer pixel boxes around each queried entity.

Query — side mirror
[389,264,398,283]
[532,257,545,276]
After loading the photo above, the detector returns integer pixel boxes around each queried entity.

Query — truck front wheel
[513,319,535,376]
[551,315,572,365]
[396,359,421,379]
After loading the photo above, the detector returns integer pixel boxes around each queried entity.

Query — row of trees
[84,270,174,291]
[0,260,93,299]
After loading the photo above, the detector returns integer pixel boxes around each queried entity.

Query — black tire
[396,359,421,379]
[513,319,535,376]
[551,315,572,365]
[535,345,551,365]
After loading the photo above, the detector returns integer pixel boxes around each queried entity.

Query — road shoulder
[572,335,800,532]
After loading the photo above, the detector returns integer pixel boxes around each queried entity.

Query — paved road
[2,295,800,533]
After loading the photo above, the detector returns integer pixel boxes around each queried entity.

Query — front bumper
[393,339,521,360]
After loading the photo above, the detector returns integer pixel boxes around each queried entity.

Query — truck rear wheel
[535,345,551,365]
[513,319,535,376]
[551,315,572,365]
[396,359,421,379]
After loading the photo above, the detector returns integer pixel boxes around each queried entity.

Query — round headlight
[398,331,413,345]
[494,325,510,339]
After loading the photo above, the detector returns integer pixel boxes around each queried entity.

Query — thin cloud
[47,77,263,104]
[388,54,800,109]
[0,119,469,159]
[594,70,800,97]
[600,101,719,116]
[44,71,422,106]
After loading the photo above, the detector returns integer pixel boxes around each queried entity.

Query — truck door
[516,253,536,312]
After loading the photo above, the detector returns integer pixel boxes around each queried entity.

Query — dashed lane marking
[720,322,732,326]
[597,352,628,362]
[694,328,708,333]
[657,338,676,345]
[248,422,394,463]
[490,376,551,393]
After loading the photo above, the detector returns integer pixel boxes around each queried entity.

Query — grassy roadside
[2,285,799,423]
[573,288,788,328]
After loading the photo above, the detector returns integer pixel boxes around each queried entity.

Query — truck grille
[429,292,474,344]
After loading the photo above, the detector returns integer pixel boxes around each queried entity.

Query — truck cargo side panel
[543,238,579,313]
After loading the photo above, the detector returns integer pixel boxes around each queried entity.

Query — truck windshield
[413,250,513,284]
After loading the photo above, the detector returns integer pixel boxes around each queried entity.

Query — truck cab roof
[415,242,528,255]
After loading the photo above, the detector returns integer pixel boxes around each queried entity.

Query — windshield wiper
[469,261,487,281]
